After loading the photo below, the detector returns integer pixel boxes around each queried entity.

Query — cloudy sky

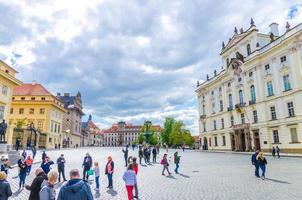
[0,0,301,134]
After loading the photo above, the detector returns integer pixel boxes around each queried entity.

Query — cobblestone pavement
[6,147,302,200]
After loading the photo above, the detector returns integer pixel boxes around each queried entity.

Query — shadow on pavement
[166,175,176,179]
[140,164,147,167]
[178,173,190,178]
[106,188,118,196]
[265,178,290,184]
[12,189,23,197]
[95,191,101,198]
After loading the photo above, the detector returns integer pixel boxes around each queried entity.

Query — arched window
[228,94,233,108]
[226,58,230,68]
[239,90,244,104]
[250,85,256,102]
[247,44,251,56]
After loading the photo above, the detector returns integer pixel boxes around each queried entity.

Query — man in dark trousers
[251,150,260,177]
[82,153,92,181]
[41,156,54,174]
[42,151,47,162]
[57,154,67,182]
[25,168,47,200]
[276,146,281,158]
[152,146,157,163]
[122,145,129,167]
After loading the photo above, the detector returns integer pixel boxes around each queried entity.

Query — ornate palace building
[103,121,162,146]
[196,19,302,153]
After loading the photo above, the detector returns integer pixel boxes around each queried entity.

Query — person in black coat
[57,154,67,182]
[25,168,47,200]
[82,153,92,181]
[41,156,54,174]
[0,171,12,200]
[251,150,260,177]
[122,146,129,167]
[152,147,157,163]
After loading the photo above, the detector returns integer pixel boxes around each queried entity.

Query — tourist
[16,138,20,151]
[0,171,12,200]
[182,145,185,152]
[276,146,281,158]
[272,146,276,157]
[132,157,139,199]
[156,144,160,155]
[132,144,135,151]
[21,149,27,160]
[32,146,37,160]
[93,162,100,191]
[174,152,181,174]
[152,146,157,163]
[122,163,137,200]
[257,152,268,180]
[143,147,148,164]
[160,154,171,176]
[41,156,54,174]
[82,153,92,181]
[138,146,143,165]
[122,145,129,167]
[25,168,47,200]
[40,170,58,200]
[25,155,34,175]
[147,147,151,163]
[42,151,47,162]
[105,156,114,189]
[0,156,11,175]
[57,154,67,182]
[251,150,260,177]
[18,156,27,189]
[57,169,93,200]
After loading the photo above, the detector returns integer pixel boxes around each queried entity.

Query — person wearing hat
[0,171,12,200]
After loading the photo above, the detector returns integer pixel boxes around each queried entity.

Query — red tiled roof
[13,83,52,96]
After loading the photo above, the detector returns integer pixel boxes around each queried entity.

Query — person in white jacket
[122,163,137,200]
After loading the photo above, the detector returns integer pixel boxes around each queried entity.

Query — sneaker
[162,173,165,176]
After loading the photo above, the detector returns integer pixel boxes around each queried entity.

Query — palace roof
[13,82,52,96]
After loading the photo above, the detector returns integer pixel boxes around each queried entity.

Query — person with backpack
[160,154,171,176]
[152,147,157,163]
[82,153,92,181]
[57,169,93,200]
[122,163,137,200]
[0,171,12,200]
[174,152,181,174]
[105,156,114,189]
[257,152,268,180]
[39,170,58,200]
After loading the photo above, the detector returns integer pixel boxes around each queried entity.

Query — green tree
[161,117,175,146]
[140,121,155,144]
[137,134,145,144]
[149,133,159,145]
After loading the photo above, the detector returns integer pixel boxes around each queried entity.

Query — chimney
[32,80,37,85]
[64,93,70,97]
[57,92,61,97]
[269,22,279,36]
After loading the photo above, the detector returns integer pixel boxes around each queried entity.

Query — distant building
[10,82,66,149]
[103,121,162,146]
[81,115,103,146]
[57,92,84,148]
[196,20,302,153]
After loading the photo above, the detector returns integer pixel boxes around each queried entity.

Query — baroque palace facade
[196,19,302,153]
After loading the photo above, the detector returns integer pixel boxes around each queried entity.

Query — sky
[0,0,301,135]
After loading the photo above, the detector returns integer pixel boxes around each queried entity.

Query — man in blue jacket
[58,169,93,200]
[251,150,260,177]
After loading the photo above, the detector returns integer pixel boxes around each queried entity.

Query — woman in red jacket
[105,156,114,188]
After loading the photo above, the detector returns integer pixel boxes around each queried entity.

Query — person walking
[16,138,20,151]
[82,153,92,181]
[41,156,54,174]
[132,157,139,199]
[93,162,100,191]
[0,171,12,200]
[21,149,27,160]
[138,147,143,165]
[39,170,58,200]
[122,146,129,167]
[25,168,47,200]
[18,156,27,189]
[105,156,114,189]
[32,146,37,160]
[272,146,276,157]
[25,155,33,175]
[57,169,93,200]
[122,163,137,200]
[152,147,157,163]
[174,152,181,174]
[276,146,281,158]
[160,154,171,176]
[42,151,47,162]
[57,154,67,182]
[251,150,260,178]
[257,152,268,180]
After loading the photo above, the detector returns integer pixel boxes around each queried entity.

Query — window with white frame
[270,106,277,120]
[290,128,298,143]
[2,85,8,95]
[287,102,295,117]
[283,74,291,91]
[273,130,279,143]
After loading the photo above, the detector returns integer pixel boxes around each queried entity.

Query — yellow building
[9,82,66,149]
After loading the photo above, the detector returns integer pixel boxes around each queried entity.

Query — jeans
[83,167,90,181]
[124,157,128,166]
[59,168,66,182]
[107,173,113,187]
[19,172,26,188]
[26,166,32,175]
[95,176,100,189]
[152,154,157,163]
[126,185,134,200]
[175,163,179,173]
[254,164,260,177]
[162,164,171,175]
[259,165,266,177]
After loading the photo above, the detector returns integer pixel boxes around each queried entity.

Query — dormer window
[280,55,287,63]
[247,44,251,56]
[248,71,253,77]
[265,64,270,70]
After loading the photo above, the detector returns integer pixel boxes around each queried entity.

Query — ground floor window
[273,130,279,143]
[290,128,298,143]
[214,136,218,146]
[222,135,226,146]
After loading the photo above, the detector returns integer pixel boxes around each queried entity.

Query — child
[160,154,171,176]
[174,152,181,174]
[132,157,139,199]
[94,162,100,191]
[122,163,137,200]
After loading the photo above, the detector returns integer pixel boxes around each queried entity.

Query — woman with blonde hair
[0,171,12,200]
[40,170,58,200]
[256,152,267,180]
